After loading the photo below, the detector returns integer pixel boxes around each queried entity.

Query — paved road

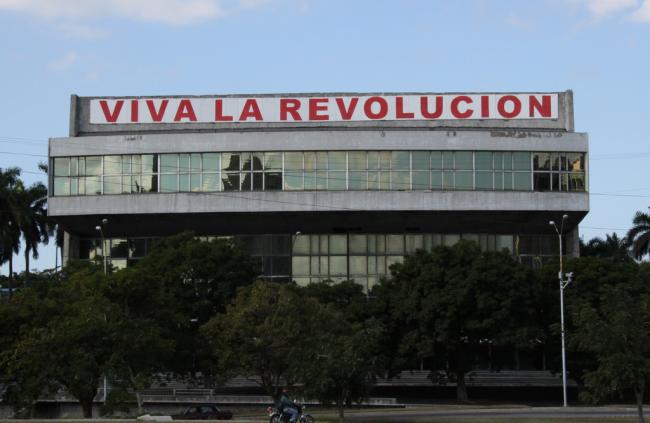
[345,406,642,420]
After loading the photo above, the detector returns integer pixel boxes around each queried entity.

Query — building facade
[49,92,588,290]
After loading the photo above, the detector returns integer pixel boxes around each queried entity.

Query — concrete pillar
[62,231,80,265]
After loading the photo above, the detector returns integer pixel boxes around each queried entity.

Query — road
[344,406,642,420]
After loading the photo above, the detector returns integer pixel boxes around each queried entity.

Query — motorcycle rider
[278,388,299,423]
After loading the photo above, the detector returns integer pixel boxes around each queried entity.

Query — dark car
[172,405,233,420]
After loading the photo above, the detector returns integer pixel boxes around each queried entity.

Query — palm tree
[15,181,51,282]
[627,208,650,260]
[580,232,631,261]
[0,167,23,293]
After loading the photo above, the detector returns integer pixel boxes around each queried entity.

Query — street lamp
[549,214,574,408]
[94,218,109,403]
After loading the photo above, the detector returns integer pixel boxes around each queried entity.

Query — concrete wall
[50,128,588,157]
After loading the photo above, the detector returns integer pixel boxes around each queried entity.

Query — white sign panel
[89,94,558,124]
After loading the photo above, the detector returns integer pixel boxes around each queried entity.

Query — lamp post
[94,218,109,403]
[549,214,574,408]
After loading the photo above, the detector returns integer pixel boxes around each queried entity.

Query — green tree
[628,208,650,260]
[0,167,23,293]
[14,181,51,282]
[571,262,650,423]
[580,233,631,261]
[202,281,324,399]
[384,240,536,402]
[125,233,260,377]
[301,281,384,421]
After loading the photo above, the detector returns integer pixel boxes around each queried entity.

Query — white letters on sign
[89,94,558,124]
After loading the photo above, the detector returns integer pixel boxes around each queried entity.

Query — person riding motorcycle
[278,388,299,423]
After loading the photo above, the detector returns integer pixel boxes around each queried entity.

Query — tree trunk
[8,254,13,297]
[635,383,646,423]
[456,371,468,403]
[337,395,345,422]
[80,399,93,418]
[24,246,30,284]
[135,391,144,416]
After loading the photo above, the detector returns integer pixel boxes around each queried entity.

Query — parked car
[172,405,233,420]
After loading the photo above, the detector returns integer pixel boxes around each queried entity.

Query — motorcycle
[267,402,314,423]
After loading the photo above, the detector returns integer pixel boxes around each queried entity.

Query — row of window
[52,151,587,196]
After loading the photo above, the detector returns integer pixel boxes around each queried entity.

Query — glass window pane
[379,171,390,189]
[104,155,122,175]
[503,172,513,190]
[349,151,366,170]
[292,257,310,276]
[320,235,329,255]
[367,171,379,190]
[242,172,253,190]
[285,152,303,170]
[202,173,219,191]
[349,171,367,190]
[330,235,347,254]
[304,152,316,171]
[202,153,219,171]
[444,234,460,246]
[455,171,473,190]
[160,174,178,192]
[121,155,131,174]
[141,174,157,192]
[475,171,493,189]
[328,152,346,171]
[514,172,532,190]
[431,152,442,170]
[86,157,102,176]
[190,153,202,172]
[328,171,346,190]
[330,256,347,277]
[240,153,253,171]
[284,171,303,190]
[391,151,410,170]
[349,235,367,254]
[304,171,316,190]
[413,171,429,190]
[314,152,327,170]
[391,171,410,190]
[179,174,190,192]
[493,152,503,170]
[179,154,190,173]
[141,155,155,173]
[70,157,78,176]
[221,173,239,191]
[264,152,282,170]
[160,154,177,173]
[494,172,503,190]
[513,152,531,170]
[496,235,513,253]
[569,173,586,191]
[121,175,131,193]
[533,152,551,171]
[368,152,379,170]
[78,157,86,175]
[128,239,146,258]
[222,153,239,171]
[70,177,78,195]
[350,256,367,275]
[431,171,442,189]
[130,155,141,174]
[379,151,391,169]
[190,174,201,191]
[54,158,70,176]
[54,177,70,195]
[405,234,424,254]
[567,153,584,171]
[502,152,512,170]
[84,176,101,195]
[533,173,551,191]
[412,151,430,170]
[475,152,492,170]
[442,151,454,169]
[443,171,454,189]
[293,235,310,254]
[455,151,472,170]
[265,172,282,190]
[551,153,560,171]
[387,234,404,254]
[103,175,121,194]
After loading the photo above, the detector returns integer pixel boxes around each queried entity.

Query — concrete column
[62,231,80,265]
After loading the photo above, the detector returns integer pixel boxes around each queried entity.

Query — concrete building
[49,91,588,290]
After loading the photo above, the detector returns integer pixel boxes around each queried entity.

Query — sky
[0,0,649,274]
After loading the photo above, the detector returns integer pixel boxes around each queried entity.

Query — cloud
[631,0,650,21]
[47,51,78,72]
[0,0,225,26]
[504,13,535,31]
[579,0,639,16]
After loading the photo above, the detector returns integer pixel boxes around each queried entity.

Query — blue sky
[1,0,649,273]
